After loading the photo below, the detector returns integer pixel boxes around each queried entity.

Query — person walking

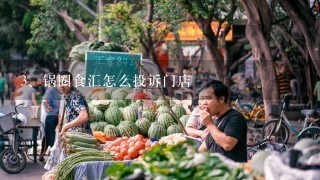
[0,72,8,106]
[39,74,60,162]
[22,77,39,107]
[314,76,320,110]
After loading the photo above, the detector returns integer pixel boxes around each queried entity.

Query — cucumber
[68,134,98,144]
[74,142,100,149]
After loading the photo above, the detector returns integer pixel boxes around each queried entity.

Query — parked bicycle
[232,99,265,142]
[0,103,27,174]
[261,94,320,143]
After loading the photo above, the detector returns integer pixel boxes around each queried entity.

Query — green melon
[109,100,126,108]
[167,124,183,135]
[148,124,167,139]
[179,115,190,127]
[99,122,109,130]
[97,91,111,100]
[157,113,175,129]
[104,125,120,137]
[157,105,171,115]
[117,121,139,137]
[135,118,151,137]
[111,88,129,100]
[143,111,155,122]
[92,109,105,122]
[172,104,187,119]
[92,100,110,112]
[90,122,101,131]
[104,106,123,125]
[122,106,138,122]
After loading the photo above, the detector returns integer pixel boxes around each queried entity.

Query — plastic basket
[0,113,14,135]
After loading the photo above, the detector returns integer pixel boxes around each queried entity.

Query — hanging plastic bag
[40,102,47,139]
[44,129,61,170]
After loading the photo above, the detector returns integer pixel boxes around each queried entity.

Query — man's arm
[200,110,239,152]
[61,109,88,134]
[198,141,208,152]
[206,124,238,151]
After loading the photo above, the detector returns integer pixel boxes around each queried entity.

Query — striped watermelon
[92,109,105,122]
[172,104,187,119]
[117,121,139,137]
[104,125,120,137]
[92,100,110,112]
[90,122,101,131]
[179,115,190,127]
[122,106,138,122]
[167,124,183,135]
[142,111,155,122]
[99,122,109,129]
[135,118,151,137]
[157,105,171,115]
[104,106,123,125]
[157,113,175,129]
[97,91,111,100]
[109,100,125,108]
[148,124,167,139]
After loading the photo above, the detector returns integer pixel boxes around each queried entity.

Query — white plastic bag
[40,102,47,139]
[44,129,61,170]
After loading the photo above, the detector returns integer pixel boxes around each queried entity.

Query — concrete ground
[0,159,47,180]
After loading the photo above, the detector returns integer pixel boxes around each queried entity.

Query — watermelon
[135,118,151,136]
[111,88,130,100]
[122,106,138,122]
[109,100,125,108]
[97,91,111,100]
[104,125,120,137]
[92,109,105,122]
[156,99,167,107]
[142,111,155,122]
[172,104,187,119]
[117,121,139,137]
[157,105,172,116]
[104,106,123,125]
[148,124,167,139]
[92,100,110,112]
[157,113,175,129]
[99,122,109,129]
[167,124,183,135]
[90,122,101,131]
[179,115,190,127]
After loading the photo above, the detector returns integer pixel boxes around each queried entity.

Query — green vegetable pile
[56,150,113,180]
[68,41,125,61]
[106,142,247,179]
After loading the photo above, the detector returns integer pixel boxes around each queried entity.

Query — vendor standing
[56,71,92,135]
[198,80,247,162]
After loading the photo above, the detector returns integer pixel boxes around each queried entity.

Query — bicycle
[0,103,27,174]
[261,94,320,143]
[232,99,265,142]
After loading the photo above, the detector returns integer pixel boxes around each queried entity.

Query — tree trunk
[241,0,279,122]
[279,0,320,76]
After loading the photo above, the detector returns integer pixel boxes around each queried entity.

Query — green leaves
[106,141,247,179]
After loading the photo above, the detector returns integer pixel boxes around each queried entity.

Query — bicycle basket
[0,113,15,135]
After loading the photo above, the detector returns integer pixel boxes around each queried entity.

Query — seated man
[198,80,247,162]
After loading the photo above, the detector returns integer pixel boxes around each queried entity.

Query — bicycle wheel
[261,120,290,144]
[298,127,320,142]
[0,148,27,174]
